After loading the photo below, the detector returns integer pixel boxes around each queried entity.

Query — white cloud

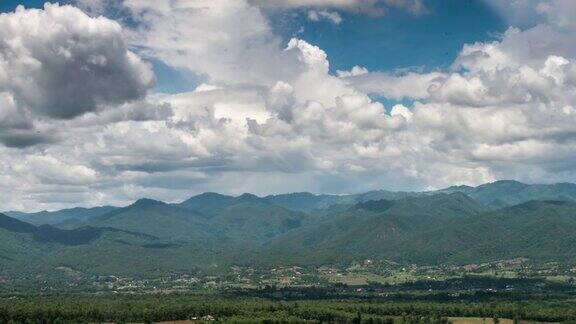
[536,0,576,30]
[307,10,342,24]
[339,67,445,100]
[484,0,576,30]
[0,4,154,119]
[251,0,427,15]
[4,0,576,211]
[121,0,300,86]
[0,3,154,148]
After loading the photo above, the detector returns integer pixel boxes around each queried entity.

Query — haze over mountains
[3,180,576,277]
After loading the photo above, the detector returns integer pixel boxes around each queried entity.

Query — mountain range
[3,180,576,277]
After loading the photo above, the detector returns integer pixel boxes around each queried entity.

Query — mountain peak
[197,192,230,199]
[181,192,234,205]
[485,180,528,187]
[268,192,317,198]
[236,193,262,201]
[130,198,166,208]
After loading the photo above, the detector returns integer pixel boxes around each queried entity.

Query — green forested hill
[4,181,576,277]
[261,198,576,266]
[438,180,576,207]
[179,192,237,216]
[260,193,489,265]
[262,190,418,212]
[83,199,212,241]
[396,200,576,264]
[10,180,576,226]
[5,206,117,226]
[0,212,182,276]
[75,197,308,245]
[209,202,308,243]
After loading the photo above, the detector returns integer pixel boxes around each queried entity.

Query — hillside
[397,200,576,264]
[0,212,107,246]
[0,212,179,276]
[6,206,118,226]
[439,180,576,207]
[82,199,213,242]
[262,190,418,212]
[209,202,308,243]
[75,196,307,246]
[261,198,576,266]
[260,193,488,265]
[179,192,237,216]
[4,181,576,277]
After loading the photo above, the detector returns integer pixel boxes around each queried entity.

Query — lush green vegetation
[1,286,576,323]
[3,180,576,281]
[3,178,576,323]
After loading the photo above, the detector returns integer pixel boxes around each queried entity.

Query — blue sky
[171,0,505,93]
[1,0,507,94]
[0,0,44,11]
[274,0,506,73]
[270,0,507,108]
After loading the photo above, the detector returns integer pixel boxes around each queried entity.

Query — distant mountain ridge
[260,192,490,265]
[9,180,576,224]
[3,180,576,277]
[437,180,576,207]
[5,206,118,226]
[0,212,154,246]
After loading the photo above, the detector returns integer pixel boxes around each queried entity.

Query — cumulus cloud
[4,0,576,211]
[120,0,301,86]
[0,3,154,148]
[483,0,576,30]
[0,3,154,119]
[338,66,445,100]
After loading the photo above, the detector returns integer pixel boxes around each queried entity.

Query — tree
[353,311,362,324]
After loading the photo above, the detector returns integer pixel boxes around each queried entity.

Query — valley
[3,180,576,287]
[3,180,576,322]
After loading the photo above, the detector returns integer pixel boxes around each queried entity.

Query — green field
[448,318,514,324]
[327,272,420,285]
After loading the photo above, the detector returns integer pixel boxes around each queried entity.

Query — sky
[1,0,576,211]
